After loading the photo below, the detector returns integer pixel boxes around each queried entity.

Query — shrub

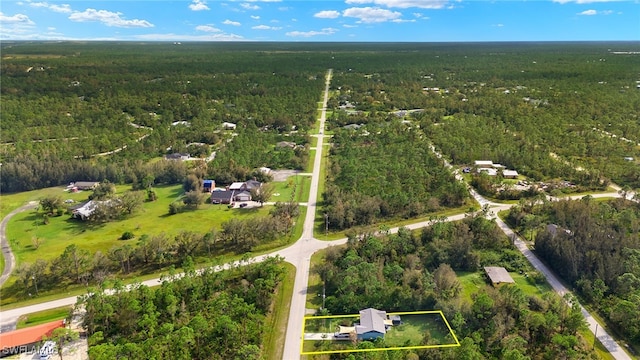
[120,231,135,240]
[169,202,183,215]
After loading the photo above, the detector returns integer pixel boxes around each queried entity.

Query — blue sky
[1,0,638,41]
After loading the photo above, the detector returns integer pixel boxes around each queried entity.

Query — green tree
[50,327,79,360]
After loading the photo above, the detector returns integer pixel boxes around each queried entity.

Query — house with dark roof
[164,153,190,161]
[210,190,234,204]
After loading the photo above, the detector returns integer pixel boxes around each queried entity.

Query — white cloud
[47,26,56,31]
[29,2,73,13]
[223,19,241,26]
[554,0,619,3]
[196,25,221,32]
[286,27,338,37]
[69,9,154,28]
[392,18,416,23]
[189,0,210,11]
[343,24,358,28]
[314,10,341,19]
[343,7,402,23]
[252,24,282,30]
[345,0,449,9]
[251,15,260,19]
[241,3,260,10]
[578,9,598,15]
[134,33,245,41]
[0,12,35,24]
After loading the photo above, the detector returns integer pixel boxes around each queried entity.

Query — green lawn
[1,183,307,306]
[384,314,452,346]
[457,269,552,304]
[16,306,72,329]
[271,176,311,204]
[262,262,295,360]
[6,185,270,266]
[306,149,316,173]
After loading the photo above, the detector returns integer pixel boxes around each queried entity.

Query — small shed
[484,266,515,287]
[202,180,215,193]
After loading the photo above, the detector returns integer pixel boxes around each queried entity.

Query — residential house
[276,141,297,149]
[355,308,388,341]
[210,190,234,204]
[477,168,497,176]
[234,191,252,202]
[164,153,190,161]
[222,122,237,130]
[474,160,494,168]
[71,181,98,190]
[211,180,262,204]
[484,266,515,287]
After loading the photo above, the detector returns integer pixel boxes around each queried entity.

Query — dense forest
[80,257,286,360]
[1,42,325,192]
[507,197,640,345]
[325,43,640,188]
[311,216,594,359]
[324,122,468,229]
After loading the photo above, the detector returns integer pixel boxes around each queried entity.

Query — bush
[120,231,135,240]
[169,202,183,215]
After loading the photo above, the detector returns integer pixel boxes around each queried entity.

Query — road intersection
[0,69,634,359]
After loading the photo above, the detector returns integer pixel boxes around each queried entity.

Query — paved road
[281,68,333,360]
[494,216,632,360]
[0,201,38,287]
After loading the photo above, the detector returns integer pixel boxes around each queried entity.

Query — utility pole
[593,323,598,350]
[32,275,38,295]
[324,212,329,236]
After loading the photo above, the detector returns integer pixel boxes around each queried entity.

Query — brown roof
[0,320,64,348]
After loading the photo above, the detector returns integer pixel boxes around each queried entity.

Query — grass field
[271,175,311,204]
[457,269,552,303]
[16,306,72,329]
[0,181,307,306]
[5,185,270,266]
[262,262,295,360]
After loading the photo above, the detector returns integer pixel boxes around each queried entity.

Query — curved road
[0,69,634,359]
[0,201,38,287]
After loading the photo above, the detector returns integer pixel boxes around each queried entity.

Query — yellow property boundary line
[301,310,461,355]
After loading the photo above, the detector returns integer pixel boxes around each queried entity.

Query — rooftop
[0,320,64,349]
[484,266,515,285]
